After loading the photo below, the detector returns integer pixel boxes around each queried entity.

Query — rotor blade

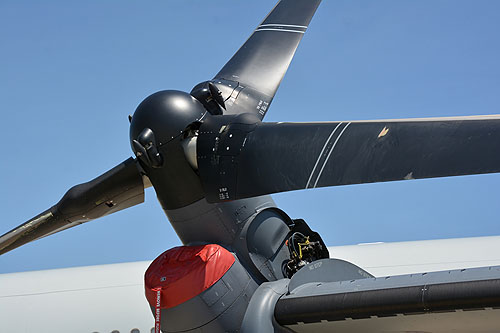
[196,115,500,202]
[213,0,321,118]
[0,158,147,255]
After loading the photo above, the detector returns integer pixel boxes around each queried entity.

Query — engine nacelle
[145,244,258,332]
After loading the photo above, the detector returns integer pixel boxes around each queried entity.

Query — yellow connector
[297,237,310,259]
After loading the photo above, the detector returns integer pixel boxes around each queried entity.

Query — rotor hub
[129,90,207,209]
[129,90,206,155]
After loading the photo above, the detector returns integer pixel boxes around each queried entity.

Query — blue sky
[1,0,499,273]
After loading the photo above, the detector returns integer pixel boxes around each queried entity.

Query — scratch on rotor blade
[378,126,389,138]
[404,172,415,180]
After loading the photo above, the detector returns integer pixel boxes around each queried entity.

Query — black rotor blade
[0,158,147,255]
[213,0,321,118]
[197,115,500,202]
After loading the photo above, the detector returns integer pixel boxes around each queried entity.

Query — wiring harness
[282,231,326,278]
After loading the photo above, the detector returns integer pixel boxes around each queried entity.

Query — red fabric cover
[145,244,235,309]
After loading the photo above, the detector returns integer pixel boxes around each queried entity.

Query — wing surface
[275,265,500,332]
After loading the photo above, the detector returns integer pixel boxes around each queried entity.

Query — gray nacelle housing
[151,254,258,333]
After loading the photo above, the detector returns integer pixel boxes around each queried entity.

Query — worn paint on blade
[378,126,389,138]
[404,172,414,180]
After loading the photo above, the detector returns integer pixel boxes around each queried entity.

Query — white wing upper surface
[329,235,500,277]
[2,235,500,333]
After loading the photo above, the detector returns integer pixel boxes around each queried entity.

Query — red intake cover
[145,244,235,309]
